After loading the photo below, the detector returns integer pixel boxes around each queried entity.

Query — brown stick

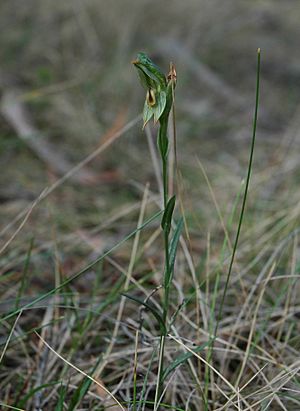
[1,89,97,183]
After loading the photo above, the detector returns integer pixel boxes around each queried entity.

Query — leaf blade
[161,195,176,233]
[122,293,166,334]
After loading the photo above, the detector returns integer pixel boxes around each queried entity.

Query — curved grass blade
[17,381,60,409]
[122,293,166,335]
[161,340,211,383]
[1,210,162,325]
[67,357,104,411]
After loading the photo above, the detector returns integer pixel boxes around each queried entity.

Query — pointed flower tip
[132,52,145,65]
[167,63,177,85]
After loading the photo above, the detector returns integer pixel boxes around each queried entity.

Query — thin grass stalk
[133,329,139,411]
[207,49,261,406]
[214,48,261,339]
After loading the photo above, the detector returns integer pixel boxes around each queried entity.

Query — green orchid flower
[132,52,176,127]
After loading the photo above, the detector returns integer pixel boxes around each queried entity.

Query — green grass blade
[0,210,162,325]
[67,377,93,411]
[55,384,68,411]
[17,381,60,408]
[214,48,261,338]
[137,345,157,411]
[161,340,211,382]
[68,358,104,410]
[166,217,184,285]
[122,293,166,334]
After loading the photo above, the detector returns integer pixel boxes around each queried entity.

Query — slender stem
[154,216,169,407]
[154,335,165,407]
[209,49,261,409]
[163,229,171,323]
[202,49,261,409]
[158,115,171,328]
[213,48,261,339]
[159,119,169,208]
[155,114,172,407]
[162,158,168,207]
[133,330,139,411]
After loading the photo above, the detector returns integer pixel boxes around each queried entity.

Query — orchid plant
[132,53,182,408]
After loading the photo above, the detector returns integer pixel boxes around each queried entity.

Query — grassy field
[1,1,300,409]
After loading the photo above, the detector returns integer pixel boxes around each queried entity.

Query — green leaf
[161,341,211,382]
[122,293,166,334]
[17,381,60,408]
[67,377,93,411]
[67,355,103,411]
[161,195,176,233]
[142,88,166,127]
[143,99,155,127]
[55,384,68,411]
[166,217,183,286]
[153,90,166,123]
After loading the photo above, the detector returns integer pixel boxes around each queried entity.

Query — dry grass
[0,1,300,410]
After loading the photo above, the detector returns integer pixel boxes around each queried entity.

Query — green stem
[206,52,261,403]
[163,229,171,324]
[158,115,172,327]
[162,158,168,208]
[213,48,261,339]
[155,115,172,408]
[158,118,169,208]
[154,334,166,407]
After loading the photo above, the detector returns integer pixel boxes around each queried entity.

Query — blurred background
[1,0,300,292]
[2,1,300,408]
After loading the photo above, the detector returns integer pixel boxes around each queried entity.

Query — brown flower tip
[167,62,177,85]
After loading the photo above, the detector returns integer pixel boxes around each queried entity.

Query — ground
[0,1,300,410]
